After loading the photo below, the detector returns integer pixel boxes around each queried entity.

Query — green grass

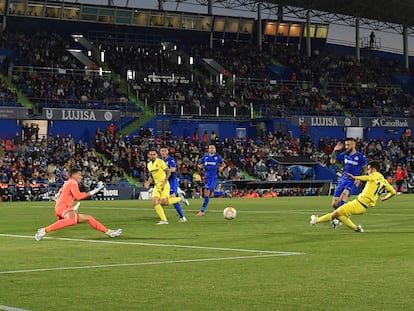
[1,195,414,311]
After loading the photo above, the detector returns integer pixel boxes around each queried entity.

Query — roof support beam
[257,2,262,52]
[403,25,409,70]
[306,9,311,57]
[355,17,360,63]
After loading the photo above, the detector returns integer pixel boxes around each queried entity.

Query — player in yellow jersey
[310,161,396,232]
[144,148,188,225]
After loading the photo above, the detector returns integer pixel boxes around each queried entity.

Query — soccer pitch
[1,196,413,311]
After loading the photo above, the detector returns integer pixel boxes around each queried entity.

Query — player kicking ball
[35,167,122,241]
[310,161,396,232]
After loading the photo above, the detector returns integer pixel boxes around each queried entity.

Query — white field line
[0,305,32,311]
[0,253,298,275]
[0,234,302,255]
[24,205,414,216]
[0,233,303,275]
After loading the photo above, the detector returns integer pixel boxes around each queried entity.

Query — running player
[144,148,188,224]
[311,161,396,232]
[196,144,225,216]
[160,146,188,222]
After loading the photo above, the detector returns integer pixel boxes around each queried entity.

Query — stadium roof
[263,0,414,27]
[149,0,414,32]
[67,1,414,32]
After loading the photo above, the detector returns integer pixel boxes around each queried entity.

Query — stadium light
[72,34,83,42]
[127,70,135,80]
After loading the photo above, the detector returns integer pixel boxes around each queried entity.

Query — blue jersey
[162,156,178,194]
[337,151,366,182]
[200,153,224,191]
[334,151,366,197]
[199,153,224,179]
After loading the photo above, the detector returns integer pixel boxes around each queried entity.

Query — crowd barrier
[221,179,333,196]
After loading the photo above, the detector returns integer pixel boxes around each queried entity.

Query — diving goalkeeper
[35,167,122,241]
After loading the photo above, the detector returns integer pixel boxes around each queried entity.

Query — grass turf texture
[0,196,413,311]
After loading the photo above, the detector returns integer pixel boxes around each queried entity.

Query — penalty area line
[0,305,32,311]
[0,253,300,275]
[0,234,304,256]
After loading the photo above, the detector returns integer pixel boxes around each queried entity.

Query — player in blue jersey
[196,144,225,216]
[330,138,366,227]
[160,146,189,222]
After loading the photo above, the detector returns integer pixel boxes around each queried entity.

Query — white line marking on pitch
[24,206,414,216]
[0,305,32,311]
[0,253,298,275]
[0,234,303,255]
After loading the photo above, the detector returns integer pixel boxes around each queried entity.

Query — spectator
[394,164,407,194]
[14,179,28,201]
[29,179,42,201]
[369,31,375,49]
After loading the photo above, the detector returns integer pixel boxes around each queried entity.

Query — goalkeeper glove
[88,181,105,196]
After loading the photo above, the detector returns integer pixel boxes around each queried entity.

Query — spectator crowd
[2,121,413,202]
[1,27,414,200]
[3,29,414,119]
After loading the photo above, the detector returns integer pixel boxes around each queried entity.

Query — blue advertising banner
[0,107,30,119]
[42,108,120,122]
[292,116,359,127]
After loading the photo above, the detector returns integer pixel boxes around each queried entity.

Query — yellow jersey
[355,171,396,208]
[147,158,168,184]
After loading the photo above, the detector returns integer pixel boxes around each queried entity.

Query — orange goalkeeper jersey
[55,178,88,216]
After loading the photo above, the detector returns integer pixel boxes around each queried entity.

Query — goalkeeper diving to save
[35,167,122,241]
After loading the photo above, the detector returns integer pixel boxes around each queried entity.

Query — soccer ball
[223,207,237,220]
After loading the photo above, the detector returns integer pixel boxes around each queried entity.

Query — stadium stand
[1,2,414,199]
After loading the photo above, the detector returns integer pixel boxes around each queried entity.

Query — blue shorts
[334,178,354,198]
[205,176,218,191]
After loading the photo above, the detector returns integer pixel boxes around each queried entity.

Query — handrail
[11,66,112,76]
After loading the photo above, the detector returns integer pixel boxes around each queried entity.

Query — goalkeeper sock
[87,216,108,233]
[45,217,78,233]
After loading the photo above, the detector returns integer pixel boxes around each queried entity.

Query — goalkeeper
[35,167,122,241]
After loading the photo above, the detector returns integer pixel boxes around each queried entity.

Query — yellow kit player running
[310,161,396,232]
[144,148,188,225]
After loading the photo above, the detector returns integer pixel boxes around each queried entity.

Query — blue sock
[201,196,210,212]
[173,203,184,218]
[338,200,345,207]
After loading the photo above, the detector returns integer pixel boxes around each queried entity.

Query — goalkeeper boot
[35,228,46,241]
[106,228,122,237]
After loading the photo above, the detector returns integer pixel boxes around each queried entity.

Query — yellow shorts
[336,199,367,218]
[152,182,170,199]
